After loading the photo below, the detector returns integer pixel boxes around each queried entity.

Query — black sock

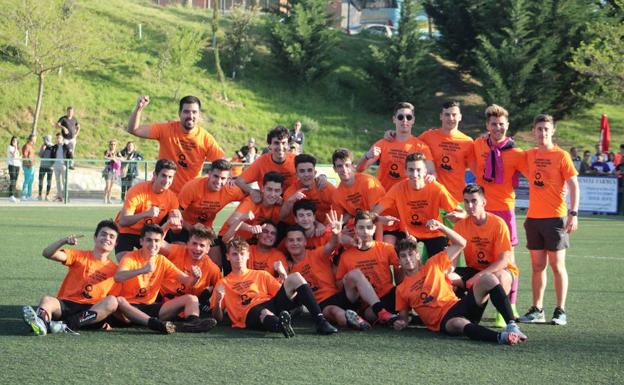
[261,315,281,332]
[67,310,98,330]
[488,284,514,323]
[147,317,166,332]
[463,323,499,343]
[371,302,383,315]
[295,284,323,324]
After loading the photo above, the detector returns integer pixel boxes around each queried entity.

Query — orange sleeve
[376,182,399,212]
[147,122,168,140]
[367,176,387,207]
[263,271,282,296]
[517,150,529,177]
[239,155,264,184]
[123,186,143,213]
[177,179,196,210]
[386,244,400,270]
[437,183,459,212]
[560,151,578,180]
[62,248,79,266]
[203,133,225,161]
[236,197,255,214]
[494,219,512,256]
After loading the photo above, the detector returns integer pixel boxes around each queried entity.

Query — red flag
[600,114,610,152]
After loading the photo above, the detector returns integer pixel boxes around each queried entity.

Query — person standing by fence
[21,134,36,201]
[103,140,122,204]
[51,133,70,202]
[7,136,21,202]
[120,141,143,200]
[38,135,54,201]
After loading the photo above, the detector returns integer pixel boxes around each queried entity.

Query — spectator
[119,141,143,200]
[51,132,71,202]
[55,106,80,170]
[569,147,581,172]
[289,120,305,153]
[591,142,607,163]
[230,147,247,178]
[245,138,259,163]
[6,136,21,202]
[38,135,54,201]
[21,134,36,201]
[102,140,122,204]
[590,153,611,174]
[606,152,617,173]
[579,150,592,175]
[615,144,624,166]
[289,141,301,155]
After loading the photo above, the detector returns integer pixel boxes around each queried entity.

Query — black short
[440,290,486,335]
[245,286,297,330]
[212,236,232,275]
[379,287,397,313]
[318,289,358,311]
[421,236,449,257]
[165,228,189,244]
[524,217,569,251]
[115,233,141,254]
[382,230,406,242]
[59,299,93,320]
[132,303,163,318]
[454,267,481,284]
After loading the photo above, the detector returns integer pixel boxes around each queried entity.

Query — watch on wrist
[568,211,577,216]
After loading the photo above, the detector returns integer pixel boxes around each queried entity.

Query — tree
[472,0,557,134]
[268,0,339,82]
[366,0,437,108]
[157,29,207,100]
[570,5,624,101]
[222,5,259,79]
[211,0,227,100]
[0,0,106,135]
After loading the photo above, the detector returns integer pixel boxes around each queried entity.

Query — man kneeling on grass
[211,238,338,337]
[23,220,121,336]
[113,224,217,334]
[393,220,528,345]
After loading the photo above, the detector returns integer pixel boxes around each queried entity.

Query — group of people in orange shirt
[22,96,579,346]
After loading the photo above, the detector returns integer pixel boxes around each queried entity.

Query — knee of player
[286,272,306,286]
[531,260,548,272]
[103,295,119,311]
[40,295,57,305]
[116,296,130,308]
[184,294,199,305]
[345,268,365,283]
[478,272,499,288]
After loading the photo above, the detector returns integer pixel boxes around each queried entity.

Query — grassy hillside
[0,0,621,163]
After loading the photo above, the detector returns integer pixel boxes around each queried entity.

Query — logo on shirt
[240,294,251,306]
[533,172,544,187]
[177,153,189,168]
[389,163,401,179]
[420,292,434,304]
[136,287,148,298]
[410,214,422,226]
[81,284,93,299]
[440,155,452,171]
[477,251,488,266]
[176,284,186,296]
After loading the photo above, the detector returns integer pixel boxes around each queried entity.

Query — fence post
[144,160,148,182]
[63,158,69,204]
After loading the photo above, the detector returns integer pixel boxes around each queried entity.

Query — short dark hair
[263,171,285,186]
[532,114,555,127]
[210,159,231,172]
[295,153,317,168]
[396,238,418,254]
[67,106,73,111]
[286,224,307,237]
[293,199,316,215]
[178,95,201,113]
[267,125,289,144]
[154,159,177,175]
[394,102,414,115]
[140,224,164,238]
[463,183,485,197]
[94,219,119,237]
[332,148,353,166]
[227,237,249,253]
[405,152,427,165]
[442,100,461,109]
[188,223,216,242]
[354,210,377,225]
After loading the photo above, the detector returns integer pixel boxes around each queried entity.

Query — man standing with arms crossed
[127,95,225,193]
[518,114,579,326]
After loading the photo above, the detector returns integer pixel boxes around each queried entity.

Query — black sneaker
[181,317,217,333]
[316,317,338,335]
[278,311,295,338]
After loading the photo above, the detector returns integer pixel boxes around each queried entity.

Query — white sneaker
[49,321,80,335]
[9,196,19,203]
[22,306,47,336]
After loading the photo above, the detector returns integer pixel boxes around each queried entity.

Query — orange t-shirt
[115,251,184,305]
[395,250,459,332]
[291,247,339,303]
[218,197,282,239]
[377,180,458,239]
[282,181,337,224]
[178,177,246,227]
[114,181,179,235]
[336,241,399,298]
[453,214,518,277]
[56,249,118,304]
[210,269,281,328]
[525,146,578,218]
[230,156,244,177]
[472,137,526,211]
[333,173,386,217]
[373,136,433,191]
[419,128,474,201]
[239,152,296,190]
[248,245,288,277]
[160,244,222,297]
[148,121,225,193]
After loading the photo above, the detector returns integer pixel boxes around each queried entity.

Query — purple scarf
[483,136,515,184]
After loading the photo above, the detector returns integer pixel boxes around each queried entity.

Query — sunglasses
[396,114,413,121]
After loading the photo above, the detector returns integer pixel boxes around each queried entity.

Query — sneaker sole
[278,311,295,338]
[163,321,176,334]
[345,310,371,331]
[551,319,567,326]
[181,318,217,333]
[22,306,46,336]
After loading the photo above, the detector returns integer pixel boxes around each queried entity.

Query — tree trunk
[32,71,45,136]
[212,0,227,100]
